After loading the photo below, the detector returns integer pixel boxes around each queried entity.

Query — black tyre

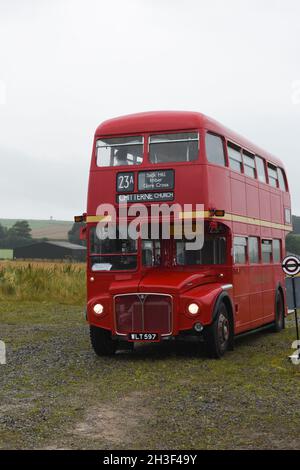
[273,290,285,333]
[118,341,134,352]
[174,337,186,355]
[90,325,117,356]
[204,302,232,358]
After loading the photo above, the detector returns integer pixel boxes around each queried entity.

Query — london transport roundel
[282,255,300,276]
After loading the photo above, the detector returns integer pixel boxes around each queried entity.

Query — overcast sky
[0,0,300,220]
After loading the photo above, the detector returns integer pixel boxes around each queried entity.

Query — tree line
[286,216,300,255]
[0,220,34,249]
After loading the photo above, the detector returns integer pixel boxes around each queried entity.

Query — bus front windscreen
[149,132,199,164]
[90,227,137,271]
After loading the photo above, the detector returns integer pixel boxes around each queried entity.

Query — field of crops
[1,262,300,450]
[0,261,85,304]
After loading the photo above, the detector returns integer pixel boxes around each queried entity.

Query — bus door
[261,239,275,323]
[248,236,264,327]
[232,236,251,331]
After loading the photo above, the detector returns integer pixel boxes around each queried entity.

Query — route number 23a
[117,173,134,192]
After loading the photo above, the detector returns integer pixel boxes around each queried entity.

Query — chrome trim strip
[221,284,233,291]
[150,138,199,144]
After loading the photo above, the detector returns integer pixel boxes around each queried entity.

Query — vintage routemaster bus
[77,111,292,358]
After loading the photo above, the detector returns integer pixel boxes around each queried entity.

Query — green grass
[0,300,300,450]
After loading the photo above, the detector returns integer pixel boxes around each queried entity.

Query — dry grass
[0,261,85,304]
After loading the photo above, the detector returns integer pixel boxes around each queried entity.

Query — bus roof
[95,111,284,168]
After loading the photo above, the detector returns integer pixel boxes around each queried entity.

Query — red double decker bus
[77,111,292,358]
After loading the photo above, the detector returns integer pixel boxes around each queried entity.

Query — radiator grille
[115,294,172,335]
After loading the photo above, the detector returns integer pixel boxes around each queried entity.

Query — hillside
[1,215,299,244]
[0,219,73,241]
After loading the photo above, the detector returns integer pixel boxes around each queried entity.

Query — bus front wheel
[90,325,117,356]
[204,302,232,358]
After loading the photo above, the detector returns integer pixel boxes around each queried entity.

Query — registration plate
[128,333,159,342]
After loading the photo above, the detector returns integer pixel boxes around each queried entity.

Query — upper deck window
[227,143,242,172]
[255,156,266,183]
[96,136,143,167]
[243,151,256,178]
[267,163,278,188]
[149,132,199,164]
[206,133,225,166]
[277,167,287,191]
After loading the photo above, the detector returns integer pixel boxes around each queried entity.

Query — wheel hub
[218,313,229,345]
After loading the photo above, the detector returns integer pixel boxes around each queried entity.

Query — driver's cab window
[142,240,161,266]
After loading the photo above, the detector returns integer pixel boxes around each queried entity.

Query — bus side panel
[248,264,264,328]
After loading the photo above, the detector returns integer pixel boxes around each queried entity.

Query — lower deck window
[272,239,281,263]
[262,239,272,263]
[176,236,226,266]
[248,237,259,263]
[234,237,247,264]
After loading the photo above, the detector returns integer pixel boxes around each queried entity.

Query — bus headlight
[93,303,104,315]
[187,303,199,315]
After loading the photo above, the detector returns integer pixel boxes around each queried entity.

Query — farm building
[13,241,86,261]
[0,249,13,260]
